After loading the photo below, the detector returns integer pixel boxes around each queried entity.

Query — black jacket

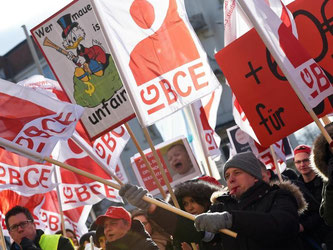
[10,229,74,250]
[105,220,159,250]
[151,180,306,250]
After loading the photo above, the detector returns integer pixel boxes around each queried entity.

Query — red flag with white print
[0,78,84,160]
[0,189,89,238]
[226,0,302,143]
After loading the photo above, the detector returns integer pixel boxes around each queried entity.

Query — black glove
[119,184,151,210]
[194,212,232,233]
[20,237,41,250]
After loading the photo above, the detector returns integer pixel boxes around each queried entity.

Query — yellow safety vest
[39,234,61,250]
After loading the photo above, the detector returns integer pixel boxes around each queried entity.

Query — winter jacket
[312,123,333,226]
[105,220,158,250]
[164,179,223,250]
[10,229,74,250]
[151,180,306,250]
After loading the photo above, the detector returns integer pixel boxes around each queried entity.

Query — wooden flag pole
[238,0,333,148]
[53,168,66,236]
[0,138,237,238]
[0,225,7,250]
[322,116,331,126]
[71,133,123,186]
[142,127,180,208]
[124,123,167,199]
[269,146,283,182]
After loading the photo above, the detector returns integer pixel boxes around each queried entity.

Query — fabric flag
[0,78,84,160]
[52,137,123,210]
[191,98,221,159]
[92,0,221,126]
[19,75,130,176]
[225,0,296,143]
[238,0,333,111]
[0,148,56,194]
[0,189,89,237]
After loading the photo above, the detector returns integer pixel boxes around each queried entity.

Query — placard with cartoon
[131,136,201,196]
[31,0,135,140]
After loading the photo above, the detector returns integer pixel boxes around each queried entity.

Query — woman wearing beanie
[119,152,306,250]
[166,178,223,249]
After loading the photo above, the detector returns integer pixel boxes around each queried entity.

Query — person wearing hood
[312,123,333,227]
[119,152,306,250]
[94,206,158,250]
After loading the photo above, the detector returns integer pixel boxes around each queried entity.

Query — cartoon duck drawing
[57,14,110,96]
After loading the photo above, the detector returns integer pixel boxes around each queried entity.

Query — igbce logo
[129,0,210,117]
[14,111,77,156]
[278,22,332,108]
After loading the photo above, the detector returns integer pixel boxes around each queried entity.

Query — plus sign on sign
[215,0,333,147]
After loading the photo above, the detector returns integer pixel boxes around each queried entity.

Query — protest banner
[216,0,333,147]
[131,137,201,196]
[90,0,221,126]
[31,0,135,140]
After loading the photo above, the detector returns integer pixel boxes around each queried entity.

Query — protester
[55,229,79,247]
[293,144,333,249]
[94,206,158,250]
[168,177,223,249]
[120,151,306,250]
[312,123,333,226]
[96,226,106,250]
[78,231,97,250]
[132,209,173,250]
[5,205,74,250]
[166,143,196,180]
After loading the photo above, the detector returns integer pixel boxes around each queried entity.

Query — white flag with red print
[191,98,221,159]
[0,189,89,237]
[0,78,84,160]
[92,0,220,126]
[52,137,123,210]
[238,0,333,110]
[0,148,56,194]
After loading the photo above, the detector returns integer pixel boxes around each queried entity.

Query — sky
[0,0,71,56]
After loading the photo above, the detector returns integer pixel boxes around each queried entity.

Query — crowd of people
[4,129,333,250]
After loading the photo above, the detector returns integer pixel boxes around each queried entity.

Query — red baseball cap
[95,206,131,226]
[294,144,311,156]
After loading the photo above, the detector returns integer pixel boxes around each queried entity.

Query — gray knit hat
[223,151,262,180]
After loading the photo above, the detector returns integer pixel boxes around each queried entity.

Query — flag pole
[71,133,124,185]
[0,137,236,238]
[53,167,66,236]
[0,225,6,250]
[142,127,180,208]
[322,116,331,126]
[237,0,333,148]
[269,146,282,182]
[124,123,167,199]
